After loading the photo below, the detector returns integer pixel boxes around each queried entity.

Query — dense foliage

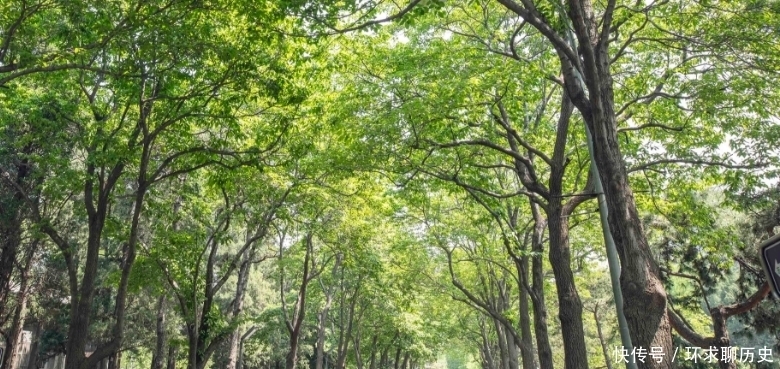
[2,1,780,369]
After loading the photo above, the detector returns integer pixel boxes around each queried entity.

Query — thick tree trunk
[546,203,588,369]
[64,171,114,369]
[564,2,673,367]
[286,339,300,369]
[315,307,330,369]
[316,255,342,369]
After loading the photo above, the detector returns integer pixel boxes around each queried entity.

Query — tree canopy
[2,1,780,369]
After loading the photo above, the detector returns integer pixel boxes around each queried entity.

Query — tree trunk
[284,233,315,369]
[108,351,120,369]
[152,295,167,369]
[516,254,537,369]
[379,343,389,369]
[564,2,674,367]
[227,251,253,369]
[593,305,613,369]
[502,324,519,369]
[529,205,553,369]
[167,344,178,369]
[5,284,29,369]
[4,243,37,369]
[367,335,378,369]
[353,334,363,369]
[316,255,342,369]
[237,327,258,369]
[546,203,588,369]
[0,151,33,320]
[492,318,509,369]
[479,318,495,369]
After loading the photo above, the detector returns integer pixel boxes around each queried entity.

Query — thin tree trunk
[517,253,536,369]
[368,335,378,369]
[316,255,341,369]
[503,322,519,369]
[227,249,254,369]
[152,295,167,369]
[3,243,36,369]
[492,318,509,369]
[529,205,553,369]
[379,343,390,369]
[353,333,363,369]
[479,318,495,369]
[593,304,613,369]
[5,285,29,369]
[166,345,178,369]
[284,233,316,369]
[237,327,258,369]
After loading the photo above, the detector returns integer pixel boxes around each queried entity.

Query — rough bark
[567,2,673,367]
[487,0,675,366]
[499,89,586,369]
[546,204,588,369]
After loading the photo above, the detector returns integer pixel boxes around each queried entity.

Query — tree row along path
[1,1,779,369]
